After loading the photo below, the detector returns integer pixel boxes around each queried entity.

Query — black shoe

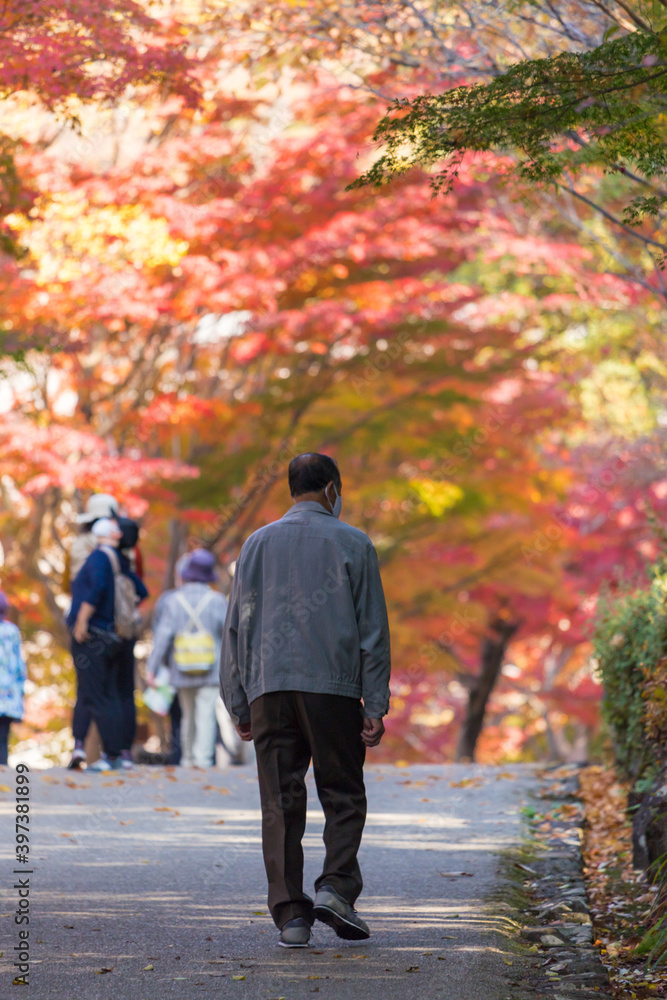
[278,917,312,948]
[313,886,370,940]
[67,748,86,770]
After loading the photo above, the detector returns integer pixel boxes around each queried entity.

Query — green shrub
[593,572,667,780]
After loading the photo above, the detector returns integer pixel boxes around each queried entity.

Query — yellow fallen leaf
[119,821,133,826]
[154,807,173,812]
[232,974,246,980]
[0,784,11,792]
[143,964,154,971]
[252,911,266,915]
[502,957,513,966]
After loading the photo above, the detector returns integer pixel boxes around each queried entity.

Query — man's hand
[73,602,95,644]
[236,722,253,742]
[146,675,157,689]
[362,717,385,747]
[73,619,90,644]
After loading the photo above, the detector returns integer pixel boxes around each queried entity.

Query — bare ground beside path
[0,762,538,999]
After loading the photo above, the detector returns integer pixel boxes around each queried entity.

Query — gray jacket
[220,501,391,725]
[147,582,228,689]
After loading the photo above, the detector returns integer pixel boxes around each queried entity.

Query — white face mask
[328,482,342,519]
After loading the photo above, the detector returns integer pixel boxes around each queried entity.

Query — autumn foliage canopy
[1,0,665,763]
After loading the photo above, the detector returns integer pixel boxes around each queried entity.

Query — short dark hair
[288,452,341,497]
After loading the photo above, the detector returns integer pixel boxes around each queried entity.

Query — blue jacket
[68,548,148,633]
[0,620,26,720]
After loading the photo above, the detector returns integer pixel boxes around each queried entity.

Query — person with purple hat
[0,591,27,766]
[146,549,229,768]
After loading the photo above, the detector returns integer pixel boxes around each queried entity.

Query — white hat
[76,493,119,524]
[91,517,122,539]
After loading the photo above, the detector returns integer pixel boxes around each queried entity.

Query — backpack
[173,590,217,675]
[100,546,143,641]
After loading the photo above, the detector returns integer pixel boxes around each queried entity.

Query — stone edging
[515,764,613,999]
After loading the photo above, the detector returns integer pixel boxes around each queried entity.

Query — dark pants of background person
[71,631,124,757]
[250,691,367,930]
[72,639,136,752]
[168,693,182,765]
[0,715,13,765]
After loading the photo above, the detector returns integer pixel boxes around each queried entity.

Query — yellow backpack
[172,590,216,675]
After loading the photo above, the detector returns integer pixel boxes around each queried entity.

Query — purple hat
[0,592,8,619]
[180,549,219,584]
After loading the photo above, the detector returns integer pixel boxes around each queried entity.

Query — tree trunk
[164,518,187,593]
[456,614,520,762]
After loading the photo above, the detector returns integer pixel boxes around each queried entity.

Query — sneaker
[87,756,122,773]
[278,917,312,949]
[313,886,370,941]
[67,748,86,770]
[120,752,134,770]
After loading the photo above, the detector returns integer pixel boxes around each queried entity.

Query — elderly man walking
[220,452,391,949]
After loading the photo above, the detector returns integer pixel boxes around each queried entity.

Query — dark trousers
[0,715,12,765]
[250,691,367,929]
[72,639,136,752]
[71,632,123,757]
[117,639,136,751]
[168,693,182,765]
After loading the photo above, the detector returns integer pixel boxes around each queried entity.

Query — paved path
[0,763,537,998]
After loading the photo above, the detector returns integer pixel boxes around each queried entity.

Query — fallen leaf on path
[450,777,483,788]
[212,820,225,825]
[143,964,154,971]
[495,772,516,780]
[231,974,246,980]
[440,871,473,878]
[119,821,133,826]
[154,806,176,812]
[95,967,114,974]
[102,780,124,786]
[0,784,11,792]
[502,958,513,965]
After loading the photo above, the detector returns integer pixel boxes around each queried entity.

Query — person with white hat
[67,518,147,772]
[67,494,119,769]
[69,494,119,581]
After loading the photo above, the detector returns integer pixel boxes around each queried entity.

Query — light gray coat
[147,582,228,689]
[220,501,391,725]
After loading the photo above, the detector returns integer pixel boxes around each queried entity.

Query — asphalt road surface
[0,762,538,999]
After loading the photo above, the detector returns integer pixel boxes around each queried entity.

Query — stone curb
[515,764,613,999]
